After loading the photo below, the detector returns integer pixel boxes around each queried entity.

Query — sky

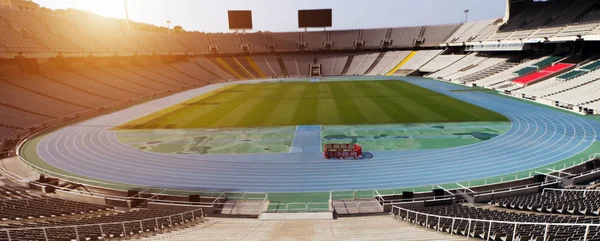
[33,0,507,32]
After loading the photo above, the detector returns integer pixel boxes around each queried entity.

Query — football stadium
[2,0,600,240]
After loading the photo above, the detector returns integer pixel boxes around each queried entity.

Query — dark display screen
[298,9,332,28]
[228,10,253,29]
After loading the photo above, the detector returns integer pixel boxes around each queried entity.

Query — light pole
[166,20,171,34]
[124,0,131,31]
[464,9,470,23]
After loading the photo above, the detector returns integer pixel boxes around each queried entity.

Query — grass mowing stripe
[212,95,268,127]
[119,80,508,129]
[236,83,293,127]
[189,84,265,127]
[262,84,305,126]
[329,82,371,124]
[345,82,394,123]
[291,83,319,125]
[368,81,426,121]
[316,82,342,124]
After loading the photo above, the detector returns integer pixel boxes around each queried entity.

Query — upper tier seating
[389,26,422,47]
[422,24,460,45]
[271,32,300,50]
[330,30,358,49]
[303,31,326,49]
[0,8,79,52]
[211,33,242,53]
[243,32,270,52]
[361,29,387,48]
[446,19,497,43]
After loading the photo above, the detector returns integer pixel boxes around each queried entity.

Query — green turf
[117,80,508,130]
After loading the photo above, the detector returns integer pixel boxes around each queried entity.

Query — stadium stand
[389,26,423,47]
[211,33,242,53]
[441,56,509,81]
[420,54,466,73]
[329,30,359,49]
[176,33,211,53]
[318,54,349,76]
[365,51,411,76]
[4,1,600,239]
[393,204,600,241]
[345,53,379,75]
[303,31,327,49]
[471,23,502,42]
[512,63,574,86]
[492,189,600,215]
[516,59,600,98]
[397,50,443,72]
[0,185,204,240]
[446,19,498,43]
[422,23,460,45]
[242,32,271,52]
[472,56,548,88]
[361,28,387,47]
[547,77,600,106]
[456,61,519,85]
[271,32,300,50]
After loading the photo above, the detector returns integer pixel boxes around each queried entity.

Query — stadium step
[231,57,257,78]
[276,56,290,77]
[211,57,245,79]
[187,57,225,80]
[244,56,267,78]
[341,54,354,75]
[386,51,417,76]
[363,52,386,75]
[259,212,334,220]
[167,64,210,84]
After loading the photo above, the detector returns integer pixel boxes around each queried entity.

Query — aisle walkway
[143,215,466,241]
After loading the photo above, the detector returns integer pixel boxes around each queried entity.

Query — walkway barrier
[543,187,600,197]
[329,189,382,200]
[0,208,203,241]
[391,205,598,241]
[266,202,331,213]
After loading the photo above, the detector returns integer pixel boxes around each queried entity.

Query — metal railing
[329,189,382,200]
[542,187,600,197]
[391,205,599,241]
[0,208,204,241]
[266,202,331,213]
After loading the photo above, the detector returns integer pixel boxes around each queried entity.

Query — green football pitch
[117,80,508,129]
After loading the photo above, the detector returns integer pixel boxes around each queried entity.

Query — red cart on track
[324,143,362,159]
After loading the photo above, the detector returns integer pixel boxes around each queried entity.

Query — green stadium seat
[532,56,561,69]
[556,70,587,80]
[580,60,600,71]
[514,66,538,76]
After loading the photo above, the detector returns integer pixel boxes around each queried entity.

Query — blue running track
[33,77,600,192]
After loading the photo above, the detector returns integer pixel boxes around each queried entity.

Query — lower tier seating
[492,189,600,216]
[393,204,600,241]
[513,63,573,85]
